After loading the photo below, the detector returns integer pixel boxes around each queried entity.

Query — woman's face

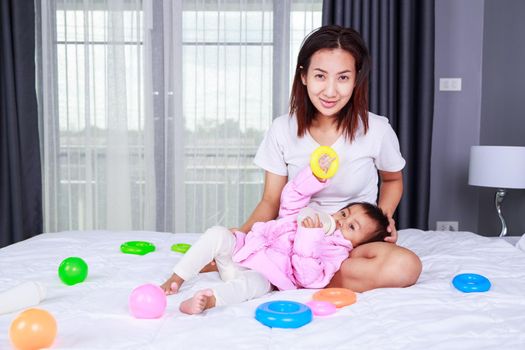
[301,48,356,118]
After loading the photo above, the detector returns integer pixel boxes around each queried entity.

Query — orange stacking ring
[312,288,356,308]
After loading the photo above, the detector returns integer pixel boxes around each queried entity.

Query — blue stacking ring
[452,273,491,293]
[255,300,312,328]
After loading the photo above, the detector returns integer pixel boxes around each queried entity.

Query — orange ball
[9,308,57,350]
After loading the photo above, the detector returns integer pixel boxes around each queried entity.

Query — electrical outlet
[439,78,462,91]
[436,221,459,231]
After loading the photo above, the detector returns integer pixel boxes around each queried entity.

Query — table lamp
[468,146,525,237]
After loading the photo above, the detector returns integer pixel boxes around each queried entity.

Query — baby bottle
[0,281,47,315]
[297,207,337,236]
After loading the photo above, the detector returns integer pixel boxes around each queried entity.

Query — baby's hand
[160,274,180,295]
[301,214,323,228]
[318,154,336,173]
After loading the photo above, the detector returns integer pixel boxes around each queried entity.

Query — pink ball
[129,284,167,319]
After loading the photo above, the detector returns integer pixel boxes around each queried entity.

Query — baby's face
[331,205,377,246]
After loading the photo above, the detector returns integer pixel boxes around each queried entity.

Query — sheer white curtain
[37,0,321,233]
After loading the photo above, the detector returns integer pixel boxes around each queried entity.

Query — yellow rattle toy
[310,146,339,179]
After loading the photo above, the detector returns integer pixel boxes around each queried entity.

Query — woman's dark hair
[289,25,371,141]
[341,202,390,243]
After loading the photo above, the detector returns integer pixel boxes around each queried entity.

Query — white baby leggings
[173,226,272,306]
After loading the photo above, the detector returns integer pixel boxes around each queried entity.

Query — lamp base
[495,189,507,237]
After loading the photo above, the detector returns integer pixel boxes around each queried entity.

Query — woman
[235,25,421,293]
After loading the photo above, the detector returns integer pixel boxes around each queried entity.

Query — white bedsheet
[1,229,525,349]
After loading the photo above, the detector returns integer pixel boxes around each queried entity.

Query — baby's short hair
[341,202,390,243]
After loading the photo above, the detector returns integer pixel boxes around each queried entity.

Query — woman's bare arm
[201,171,288,273]
[237,171,288,233]
[377,170,403,243]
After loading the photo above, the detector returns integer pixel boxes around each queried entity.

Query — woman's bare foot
[160,273,184,295]
[179,289,216,314]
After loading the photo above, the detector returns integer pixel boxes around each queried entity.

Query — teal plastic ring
[255,301,312,328]
[452,273,491,293]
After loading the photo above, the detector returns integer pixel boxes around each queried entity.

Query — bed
[1,229,524,349]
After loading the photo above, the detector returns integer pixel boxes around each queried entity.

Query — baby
[161,160,390,314]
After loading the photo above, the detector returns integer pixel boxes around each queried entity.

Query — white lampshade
[468,146,525,189]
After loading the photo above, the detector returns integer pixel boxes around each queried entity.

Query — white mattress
[1,229,525,349]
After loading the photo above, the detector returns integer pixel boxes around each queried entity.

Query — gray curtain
[323,0,434,229]
[0,0,42,247]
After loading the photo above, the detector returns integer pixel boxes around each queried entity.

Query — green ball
[58,257,88,285]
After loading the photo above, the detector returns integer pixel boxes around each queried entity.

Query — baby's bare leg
[179,289,216,314]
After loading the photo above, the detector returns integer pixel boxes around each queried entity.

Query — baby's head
[331,202,390,247]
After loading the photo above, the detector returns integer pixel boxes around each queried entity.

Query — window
[37,0,322,233]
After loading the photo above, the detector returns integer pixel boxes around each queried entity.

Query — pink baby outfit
[232,167,353,290]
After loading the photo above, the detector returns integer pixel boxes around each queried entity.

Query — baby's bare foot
[179,289,214,314]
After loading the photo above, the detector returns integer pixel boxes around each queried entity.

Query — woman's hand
[385,216,398,243]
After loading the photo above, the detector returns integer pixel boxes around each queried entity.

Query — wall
[430,0,525,236]
[478,0,525,235]
[429,0,484,233]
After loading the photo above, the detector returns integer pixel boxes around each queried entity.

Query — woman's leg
[326,242,422,292]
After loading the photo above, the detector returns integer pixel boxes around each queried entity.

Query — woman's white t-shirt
[254,112,406,214]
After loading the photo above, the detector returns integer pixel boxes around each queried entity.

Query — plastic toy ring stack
[255,300,312,328]
[120,241,156,255]
[171,243,192,254]
[312,288,356,308]
[310,146,339,179]
[452,273,491,293]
